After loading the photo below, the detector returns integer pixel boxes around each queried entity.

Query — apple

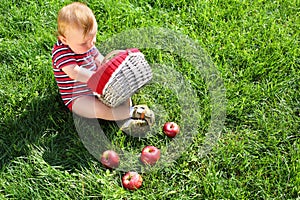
[100,150,120,169]
[122,171,143,190]
[140,146,160,165]
[163,122,180,138]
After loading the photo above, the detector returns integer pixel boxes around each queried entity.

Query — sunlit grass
[0,0,299,199]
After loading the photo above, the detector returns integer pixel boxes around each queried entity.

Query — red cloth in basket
[87,48,140,95]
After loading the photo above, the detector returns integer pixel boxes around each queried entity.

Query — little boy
[52,2,154,132]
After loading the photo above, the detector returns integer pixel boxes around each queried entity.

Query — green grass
[0,0,299,199]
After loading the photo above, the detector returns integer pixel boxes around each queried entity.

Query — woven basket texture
[97,50,152,107]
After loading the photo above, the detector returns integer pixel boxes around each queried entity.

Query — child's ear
[58,35,68,45]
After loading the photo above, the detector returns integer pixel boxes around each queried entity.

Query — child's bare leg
[72,96,131,120]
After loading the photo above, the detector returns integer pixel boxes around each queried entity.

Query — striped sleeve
[52,42,77,69]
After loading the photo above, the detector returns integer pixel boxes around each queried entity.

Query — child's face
[60,23,97,54]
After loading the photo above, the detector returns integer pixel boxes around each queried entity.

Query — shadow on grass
[0,91,149,172]
[0,93,95,171]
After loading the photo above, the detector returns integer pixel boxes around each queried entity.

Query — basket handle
[101,49,130,65]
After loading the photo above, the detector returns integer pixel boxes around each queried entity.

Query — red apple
[122,171,143,190]
[100,150,120,169]
[140,146,160,165]
[163,122,180,138]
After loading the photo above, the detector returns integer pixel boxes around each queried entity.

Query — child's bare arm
[62,65,94,83]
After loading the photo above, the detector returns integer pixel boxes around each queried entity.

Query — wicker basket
[91,48,152,107]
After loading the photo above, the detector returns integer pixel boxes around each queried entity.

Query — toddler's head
[57,2,98,54]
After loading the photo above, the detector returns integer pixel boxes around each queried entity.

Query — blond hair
[57,2,96,38]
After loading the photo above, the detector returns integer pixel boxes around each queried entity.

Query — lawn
[0,0,299,199]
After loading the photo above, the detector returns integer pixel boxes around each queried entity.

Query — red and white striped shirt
[52,41,100,109]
